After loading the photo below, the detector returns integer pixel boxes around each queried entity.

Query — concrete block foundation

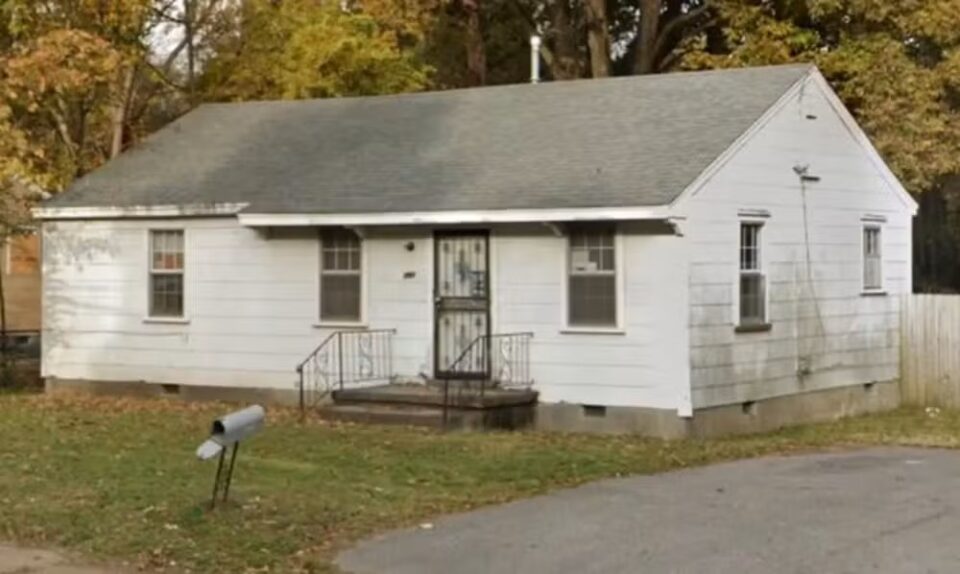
[535,380,900,438]
[45,377,901,438]
[44,377,301,407]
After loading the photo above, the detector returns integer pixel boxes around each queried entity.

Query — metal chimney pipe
[530,35,541,84]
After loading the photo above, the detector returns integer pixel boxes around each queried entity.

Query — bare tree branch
[50,97,77,159]
[654,2,711,61]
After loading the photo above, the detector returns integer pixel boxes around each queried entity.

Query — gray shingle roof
[48,64,812,214]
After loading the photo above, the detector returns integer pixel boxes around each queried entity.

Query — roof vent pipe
[530,35,541,84]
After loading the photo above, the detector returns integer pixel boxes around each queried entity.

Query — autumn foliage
[0,0,958,202]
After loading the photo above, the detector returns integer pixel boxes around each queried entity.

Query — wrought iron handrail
[295,332,338,373]
[446,332,534,388]
[446,334,488,377]
[296,329,396,412]
[440,332,534,429]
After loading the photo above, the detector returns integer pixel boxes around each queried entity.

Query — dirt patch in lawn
[0,544,121,573]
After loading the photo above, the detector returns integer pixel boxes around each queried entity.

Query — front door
[434,231,490,379]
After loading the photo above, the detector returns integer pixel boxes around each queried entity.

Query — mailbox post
[196,405,265,508]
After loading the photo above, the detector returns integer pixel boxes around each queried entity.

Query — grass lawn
[0,393,958,573]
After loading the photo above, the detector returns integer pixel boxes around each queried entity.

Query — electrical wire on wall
[795,165,828,378]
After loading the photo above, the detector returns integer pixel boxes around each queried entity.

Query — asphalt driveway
[338,447,960,573]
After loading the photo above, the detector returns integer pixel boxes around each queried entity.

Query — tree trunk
[634,0,662,75]
[463,0,487,86]
[185,0,197,104]
[110,66,136,159]
[0,238,9,386]
[548,0,582,80]
[584,0,611,77]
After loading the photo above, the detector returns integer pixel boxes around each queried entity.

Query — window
[739,222,766,326]
[320,229,362,322]
[863,226,882,291]
[149,230,184,318]
[568,227,617,327]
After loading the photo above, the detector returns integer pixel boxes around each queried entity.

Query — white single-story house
[35,64,917,436]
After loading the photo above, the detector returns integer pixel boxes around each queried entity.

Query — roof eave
[668,66,815,212]
[32,202,250,221]
[237,206,675,227]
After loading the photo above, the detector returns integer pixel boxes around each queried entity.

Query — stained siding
[42,219,690,411]
[681,76,912,408]
[42,221,434,389]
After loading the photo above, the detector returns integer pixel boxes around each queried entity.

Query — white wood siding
[681,76,912,409]
[43,220,690,410]
[492,225,689,410]
[42,221,434,389]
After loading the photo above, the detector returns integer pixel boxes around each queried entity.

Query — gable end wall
[680,76,912,409]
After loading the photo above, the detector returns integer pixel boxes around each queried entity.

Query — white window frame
[862,223,884,294]
[736,220,769,331]
[561,226,625,334]
[316,228,367,328]
[146,228,187,322]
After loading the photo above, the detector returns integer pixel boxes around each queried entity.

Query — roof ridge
[46,63,814,215]
[196,63,816,110]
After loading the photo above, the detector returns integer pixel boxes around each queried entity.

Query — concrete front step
[332,383,537,410]
[318,403,537,431]
[319,396,537,431]
[318,403,448,429]
[322,383,538,430]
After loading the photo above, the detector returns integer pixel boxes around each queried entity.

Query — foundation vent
[582,405,607,418]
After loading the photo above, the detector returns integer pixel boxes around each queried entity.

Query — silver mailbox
[197,405,265,460]
[212,405,265,445]
[196,405,266,507]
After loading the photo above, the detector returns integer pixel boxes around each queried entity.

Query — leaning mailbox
[196,405,265,508]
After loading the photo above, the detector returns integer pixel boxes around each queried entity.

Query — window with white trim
[149,230,184,317]
[863,225,882,291]
[739,222,766,326]
[320,229,362,322]
[568,227,617,327]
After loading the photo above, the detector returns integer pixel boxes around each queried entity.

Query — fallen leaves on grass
[1,393,959,573]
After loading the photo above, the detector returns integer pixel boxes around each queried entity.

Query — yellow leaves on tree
[0,105,44,235]
[818,36,959,198]
[282,12,431,99]
[357,0,444,48]
[201,0,431,102]
[1,29,122,189]
[682,0,960,194]
[5,29,121,98]
[4,0,153,47]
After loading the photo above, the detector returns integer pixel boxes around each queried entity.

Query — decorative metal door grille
[434,231,490,379]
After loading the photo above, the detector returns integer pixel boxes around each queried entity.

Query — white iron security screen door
[434,231,491,379]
